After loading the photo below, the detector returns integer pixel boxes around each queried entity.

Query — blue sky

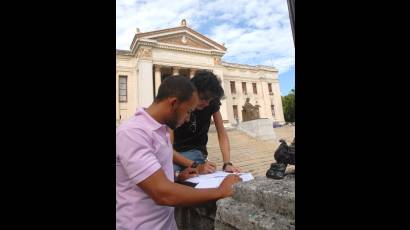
[116,0,294,95]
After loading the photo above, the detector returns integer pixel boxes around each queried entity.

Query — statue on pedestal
[242,98,260,122]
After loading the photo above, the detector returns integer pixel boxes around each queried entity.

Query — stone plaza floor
[207,125,295,176]
[117,120,295,177]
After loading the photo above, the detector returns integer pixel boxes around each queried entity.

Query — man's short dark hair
[155,75,197,103]
[191,70,225,100]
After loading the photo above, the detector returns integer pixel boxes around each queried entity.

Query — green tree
[282,89,295,122]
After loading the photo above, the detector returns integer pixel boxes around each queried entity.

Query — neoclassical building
[116,19,285,126]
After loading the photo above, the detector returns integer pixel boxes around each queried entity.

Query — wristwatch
[191,161,199,168]
[174,170,180,179]
[223,162,233,171]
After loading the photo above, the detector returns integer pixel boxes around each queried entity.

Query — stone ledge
[175,201,217,230]
[175,175,295,230]
[216,198,294,230]
[232,177,295,219]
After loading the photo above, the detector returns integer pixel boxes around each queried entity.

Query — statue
[213,56,222,65]
[242,98,260,122]
[181,19,187,26]
[266,138,295,179]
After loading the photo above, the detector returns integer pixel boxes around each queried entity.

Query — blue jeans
[173,149,205,173]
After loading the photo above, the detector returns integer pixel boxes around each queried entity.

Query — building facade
[116,20,285,126]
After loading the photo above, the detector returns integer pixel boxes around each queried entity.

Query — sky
[116,0,295,95]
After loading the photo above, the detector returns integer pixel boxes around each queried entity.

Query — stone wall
[175,176,295,230]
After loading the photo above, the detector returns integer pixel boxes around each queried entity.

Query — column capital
[154,66,162,98]
[189,68,197,79]
[154,65,162,72]
[172,66,180,76]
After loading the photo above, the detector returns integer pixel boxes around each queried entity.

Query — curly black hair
[191,70,225,100]
[155,75,197,103]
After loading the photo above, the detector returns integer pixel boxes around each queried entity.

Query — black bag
[266,138,295,179]
[274,138,295,165]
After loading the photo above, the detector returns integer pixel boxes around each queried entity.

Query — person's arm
[173,151,194,168]
[212,111,241,173]
[117,129,240,206]
[170,129,216,174]
[138,168,241,206]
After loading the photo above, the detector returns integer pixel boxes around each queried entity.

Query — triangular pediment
[132,26,226,52]
[154,33,215,50]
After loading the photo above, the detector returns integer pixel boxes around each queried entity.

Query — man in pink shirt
[116,76,241,230]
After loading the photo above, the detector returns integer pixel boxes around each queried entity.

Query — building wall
[152,48,214,68]
[222,66,285,124]
[116,51,285,125]
[116,54,137,122]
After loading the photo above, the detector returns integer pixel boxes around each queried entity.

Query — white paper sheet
[185,171,254,189]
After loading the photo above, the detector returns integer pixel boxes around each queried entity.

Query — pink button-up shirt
[116,108,177,230]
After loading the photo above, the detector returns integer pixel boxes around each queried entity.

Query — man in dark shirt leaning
[172,70,241,177]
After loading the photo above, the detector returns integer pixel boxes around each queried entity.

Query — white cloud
[116,0,294,75]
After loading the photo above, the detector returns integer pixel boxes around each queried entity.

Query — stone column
[137,60,154,107]
[223,79,236,125]
[213,67,230,126]
[154,65,161,98]
[273,81,285,123]
[189,68,196,79]
[172,66,180,76]
[260,81,271,119]
[135,46,154,108]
